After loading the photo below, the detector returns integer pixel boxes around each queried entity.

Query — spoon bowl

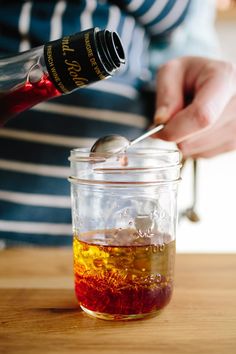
[90,124,164,156]
[90,134,130,155]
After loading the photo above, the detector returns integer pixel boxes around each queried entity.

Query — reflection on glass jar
[69,148,181,320]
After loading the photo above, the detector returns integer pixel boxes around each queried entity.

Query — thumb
[154,59,185,124]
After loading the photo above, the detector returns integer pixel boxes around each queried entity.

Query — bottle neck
[95,29,125,73]
[44,28,125,94]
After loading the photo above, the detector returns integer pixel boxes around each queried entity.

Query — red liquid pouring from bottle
[0,73,60,126]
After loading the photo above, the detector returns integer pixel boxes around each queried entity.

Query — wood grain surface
[0,248,236,354]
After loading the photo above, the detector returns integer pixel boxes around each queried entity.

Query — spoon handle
[130,124,164,146]
[192,158,198,209]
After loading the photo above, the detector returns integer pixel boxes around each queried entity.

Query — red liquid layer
[73,229,175,317]
[0,74,60,125]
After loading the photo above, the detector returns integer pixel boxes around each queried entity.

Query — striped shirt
[0,0,216,247]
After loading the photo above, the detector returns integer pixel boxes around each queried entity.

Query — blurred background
[177,0,236,253]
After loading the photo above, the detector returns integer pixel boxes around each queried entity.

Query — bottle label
[44,28,109,94]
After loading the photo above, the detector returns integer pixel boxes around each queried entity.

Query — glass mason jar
[69,147,181,320]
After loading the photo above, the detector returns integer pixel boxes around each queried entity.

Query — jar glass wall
[69,148,181,320]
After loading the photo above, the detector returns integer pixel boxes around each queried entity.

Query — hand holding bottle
[153,57,236,158]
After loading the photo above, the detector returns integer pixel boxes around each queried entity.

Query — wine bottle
[0,28,125,126]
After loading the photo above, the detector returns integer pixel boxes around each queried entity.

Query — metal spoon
[182,159,200,222]
[90,124,165,155]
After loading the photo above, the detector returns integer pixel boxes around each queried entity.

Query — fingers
[191,142,236,158]
[191,62,236,122]
[178,95,236,158]
[154,59,185,124]
[153,102,214,143]
[178,118,236,158]
[155,59,236,143]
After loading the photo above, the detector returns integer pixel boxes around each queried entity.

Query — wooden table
[0,248,236,354]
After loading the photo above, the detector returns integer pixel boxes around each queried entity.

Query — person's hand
[153,57,236,158]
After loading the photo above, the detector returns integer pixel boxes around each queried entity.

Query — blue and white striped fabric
[0,0,216,247]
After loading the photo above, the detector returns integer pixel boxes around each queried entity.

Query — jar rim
[69,147,181,186]
[69,147,181,163]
